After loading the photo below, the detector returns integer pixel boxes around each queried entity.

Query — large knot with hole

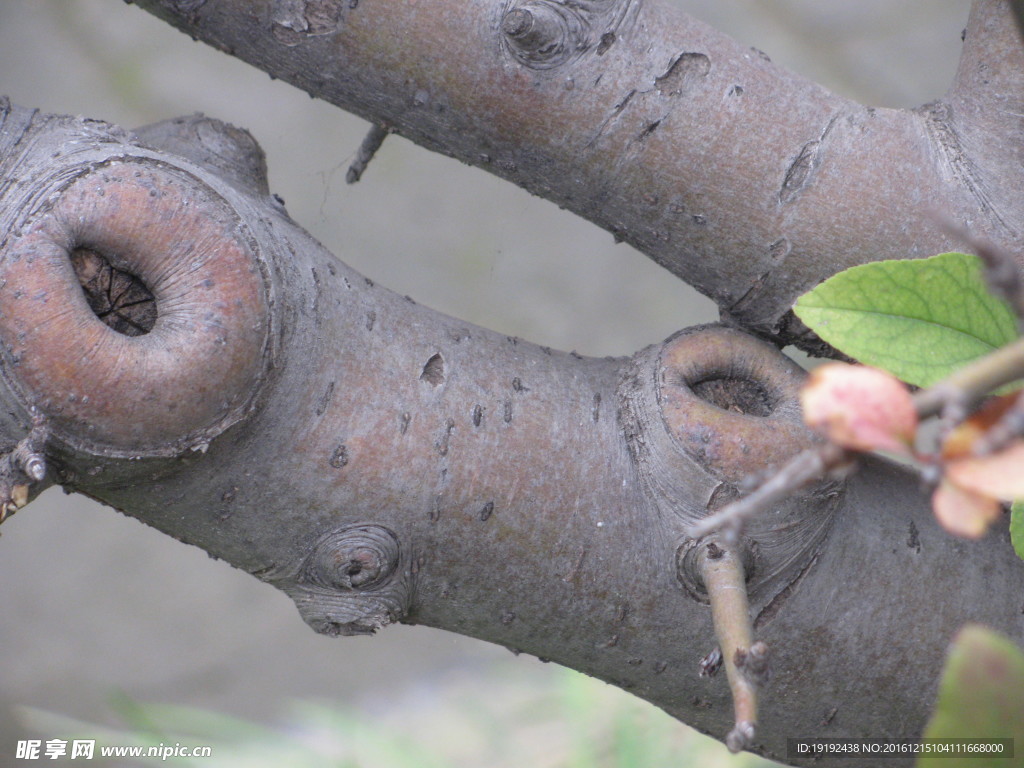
[284,524,411,637]
[0,158,270,457]
[620,325,843,615]
[658,325,815,482]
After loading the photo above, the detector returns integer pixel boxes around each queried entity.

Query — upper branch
[132,0,1024,348]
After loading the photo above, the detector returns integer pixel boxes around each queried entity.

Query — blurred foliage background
[0,1,967,765]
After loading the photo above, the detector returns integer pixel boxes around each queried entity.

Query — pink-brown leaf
[946,441,1024,500]
[932,478,1003,539]
[801,363,917,454]
[942,393,1020,460]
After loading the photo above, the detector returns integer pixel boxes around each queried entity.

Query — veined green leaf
[918,625,1024,768]
[794,253,1018,388]
[1011,501,1024,562]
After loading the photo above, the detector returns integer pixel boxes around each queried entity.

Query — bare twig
[701,539,764,753]
[913,336,1024,420]
[691,335,1024,541]
[686,443,851,541]
[935,217,1024,323]
[346,123,390,184]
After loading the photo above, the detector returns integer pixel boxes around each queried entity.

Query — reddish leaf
[801,363,917,454]
[942,393,1020,460]
[932,478,1003,539]
[946,441,1024,501]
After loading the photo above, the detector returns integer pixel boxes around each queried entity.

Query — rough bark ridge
[0,0,1022,764]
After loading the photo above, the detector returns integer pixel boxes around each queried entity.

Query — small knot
[500,7,534,38]
[287,523,411,636]
[300,524,401,592]
[500,1,584,70]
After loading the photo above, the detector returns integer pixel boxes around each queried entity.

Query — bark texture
[1,99,1023,766]
[132,0,1024,351]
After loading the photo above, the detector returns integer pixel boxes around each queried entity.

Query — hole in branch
[690,376,772,417]
[420,352,445,386]
[70,247,156,336]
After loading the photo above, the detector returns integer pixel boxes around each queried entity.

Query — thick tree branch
[130,0,1024,349]
[2,102,1023,765]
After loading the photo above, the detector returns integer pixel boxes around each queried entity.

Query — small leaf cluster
[795,252,1024,552]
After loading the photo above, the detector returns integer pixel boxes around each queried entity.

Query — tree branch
[130,0,1024,350]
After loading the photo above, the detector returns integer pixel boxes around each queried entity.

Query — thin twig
[701,539,763,753]
[687,443,850,541]
[691,335,1024,541]
[935,217,1024,322]
[913,336,1024,420]
[346,123,390,184]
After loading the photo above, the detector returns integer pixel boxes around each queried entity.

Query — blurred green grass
[20,665,781,768]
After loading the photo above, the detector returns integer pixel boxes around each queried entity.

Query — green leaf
[1011,501,1024,562]
[918,624,1024,768]
[794,253,1018,388]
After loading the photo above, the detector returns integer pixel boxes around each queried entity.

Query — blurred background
[0,0,969,765]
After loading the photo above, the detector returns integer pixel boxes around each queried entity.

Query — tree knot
[284,523,412,636]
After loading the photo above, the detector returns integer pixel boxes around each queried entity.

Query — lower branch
[1,104,1022,766]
